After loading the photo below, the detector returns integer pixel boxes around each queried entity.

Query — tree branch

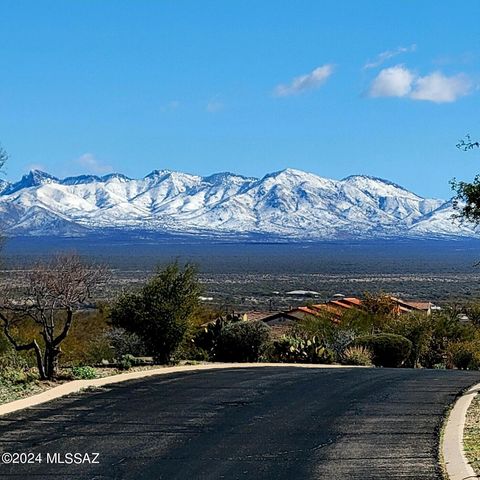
[2,320,46,379]
[53,308,73,346]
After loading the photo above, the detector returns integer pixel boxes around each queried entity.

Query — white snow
[0,168,475,239]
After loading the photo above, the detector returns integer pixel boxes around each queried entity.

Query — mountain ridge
[0,168,474,239]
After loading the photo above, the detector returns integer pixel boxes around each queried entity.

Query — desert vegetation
[2,254,480,404]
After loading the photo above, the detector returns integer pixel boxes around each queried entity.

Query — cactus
[271,335,334,364]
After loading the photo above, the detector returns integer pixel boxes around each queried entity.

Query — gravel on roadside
[464,393,480,474]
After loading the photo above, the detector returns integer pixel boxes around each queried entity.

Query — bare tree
[0,254,108,379]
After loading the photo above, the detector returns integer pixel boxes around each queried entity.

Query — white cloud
[368,65,415,97]
[409,71,472,103]
[206,99,224,113]
[76,153,113,174]
[368,65,474,103]
[363,44,416,70]
[273,64,334,97]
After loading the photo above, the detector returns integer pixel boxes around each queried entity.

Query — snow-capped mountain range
[0,167,475,239]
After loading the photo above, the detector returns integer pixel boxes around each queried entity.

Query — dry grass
[0,364,171,406]
[0,377,63,405]
[464,394,480,473]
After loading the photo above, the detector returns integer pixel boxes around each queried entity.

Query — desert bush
[386,313,433,368]
[362,292,398,331]
[269,335,335,364]
[61,309,114,366]
[186,346,210,362]
[71,366,97,379]
[117,354,143,371]
[291,309,375,363]
[0,349,28,370]
[110,262,201,364]
[460,302,480,326]
[192,314,244,360]
[104,327,146,359]
[174,306,225,361]
[421,311,476,368]
[291,313,337,340]
[0,349,37,384]
[355,333,412,367]
[172,338,211,362]
[327,329,357,360]
[341,346,373,366]
[1,367,33,384]
[447,341,480,370]
[339,308,375,335]
[193,317,229,360]
[0,331,12,355]
[189,305,223,328]
[215,320,270,362]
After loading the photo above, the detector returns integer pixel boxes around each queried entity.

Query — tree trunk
[33,342,47,380]
[44,344,61,380]
[2,323,47,380]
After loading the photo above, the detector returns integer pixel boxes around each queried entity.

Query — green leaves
[110,262,201,363]
[451,175,480,223]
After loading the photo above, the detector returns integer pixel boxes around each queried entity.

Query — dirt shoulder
[464,393,480,474]
[0,364,181,406]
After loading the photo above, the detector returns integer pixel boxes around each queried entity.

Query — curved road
[1,367,479,479]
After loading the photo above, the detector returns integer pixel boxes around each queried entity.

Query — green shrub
[193,315,242,360]
[0,366,37,385]
[0,350,38,385]
[61,309,114,366]
[71,366,97,380]
[386,313,433,368]
[0,350,29,370]
[355,333,412,367]
[448,341,480,370]
[341,346,373,366]
[110,263,201,364]
[117,354,142,371]
[174,343,210,362]
[269,335,335,364]
[215,321,270,362]
[104,327,146,359]
[421,312,476,368]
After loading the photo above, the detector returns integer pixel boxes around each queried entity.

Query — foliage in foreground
[354,333,412,368]
[110,263,201,364]
[463,394,480,475]
[447,340,480,370]
[71,366,97,380]
[0,349,41,404]
[341,346,373,366]
[0,254,107,380]
[194,316,270,362]
[269,335,334,364]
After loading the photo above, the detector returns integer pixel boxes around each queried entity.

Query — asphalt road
[1,367,480,480]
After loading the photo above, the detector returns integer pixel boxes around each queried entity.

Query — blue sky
[0,0,479,198]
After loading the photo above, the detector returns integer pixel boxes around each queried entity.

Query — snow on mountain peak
[144,169,174,178]
[203,172,256,185]
[3,170,58,195]
[341,174,418,195]
[62,174,103,185]
[0,167,473,239]
[101,173,131,182]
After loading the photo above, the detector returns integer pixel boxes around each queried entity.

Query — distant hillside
[0,167,476,239]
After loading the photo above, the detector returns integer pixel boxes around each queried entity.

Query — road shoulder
[442,382,480,480]
[0,362,352,417]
